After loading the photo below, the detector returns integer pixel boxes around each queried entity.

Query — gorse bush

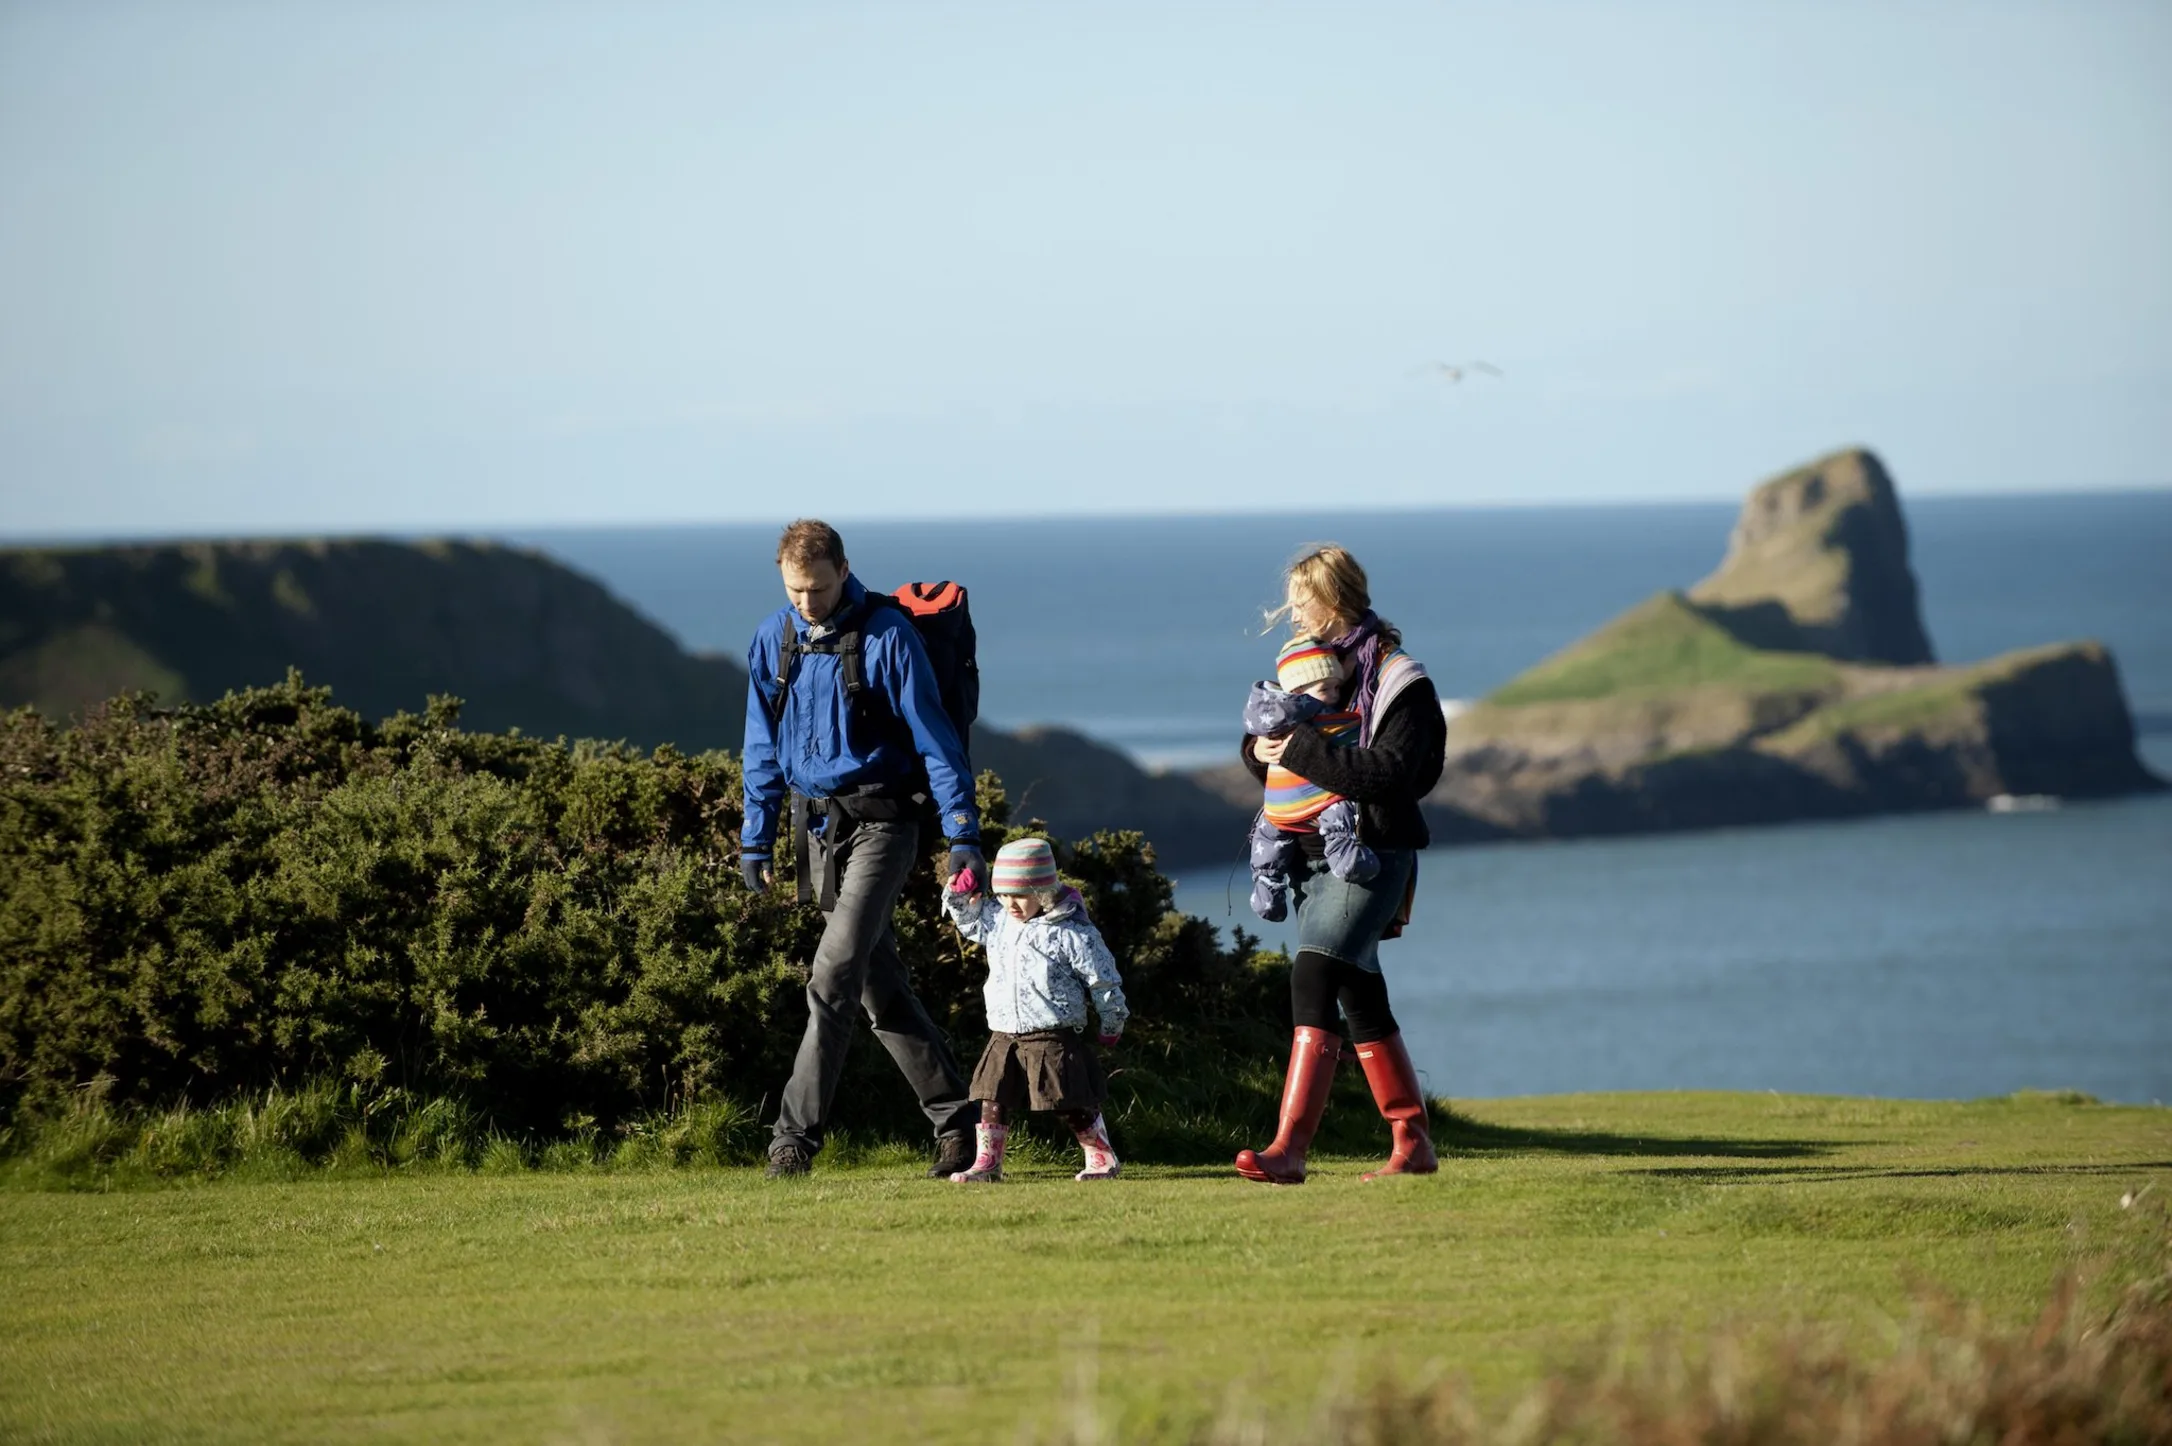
[1,675,790,1135]
[1,675,1312,1162]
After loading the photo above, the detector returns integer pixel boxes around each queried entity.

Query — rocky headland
[975,725,1248,868]
[1425,448,2163,840]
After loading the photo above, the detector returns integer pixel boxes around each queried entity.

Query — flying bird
[1412,361,1504,383]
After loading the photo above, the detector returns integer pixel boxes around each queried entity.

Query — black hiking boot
[765,1141,812,1178]
[927,1132,974,1179]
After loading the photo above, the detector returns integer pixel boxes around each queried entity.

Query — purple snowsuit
[1243,681,1381,923]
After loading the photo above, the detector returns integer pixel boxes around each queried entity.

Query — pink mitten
[948,867,979,896]
[1096,1032,1121,1049]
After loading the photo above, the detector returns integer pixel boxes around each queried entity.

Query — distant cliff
[0,538,749,749]
[976,726,1248,870]
[1428,448,2161,839]
[0,537,1251,870]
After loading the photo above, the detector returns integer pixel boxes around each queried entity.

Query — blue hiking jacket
[740,575,980,857]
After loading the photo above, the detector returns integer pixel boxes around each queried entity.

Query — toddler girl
[943,836,1129,1183]
[1246,635,1380,922]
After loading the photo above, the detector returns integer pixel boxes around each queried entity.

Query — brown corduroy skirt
[968,1029,1107,1114]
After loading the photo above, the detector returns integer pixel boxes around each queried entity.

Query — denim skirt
[1292,848,1416,973]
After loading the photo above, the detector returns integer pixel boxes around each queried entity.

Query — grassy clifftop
[1487,590,1845,707]
[1,538,749,750]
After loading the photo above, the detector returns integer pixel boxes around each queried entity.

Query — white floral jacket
[942,886,1129,1038]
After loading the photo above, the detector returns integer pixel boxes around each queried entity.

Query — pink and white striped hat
[991,838,1058,896]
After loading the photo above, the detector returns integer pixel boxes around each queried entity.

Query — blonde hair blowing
[1266,544,1370,636]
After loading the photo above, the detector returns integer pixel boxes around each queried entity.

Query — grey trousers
[771,819,976,1157]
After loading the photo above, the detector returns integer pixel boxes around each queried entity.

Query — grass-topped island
[1428,448,2162,841]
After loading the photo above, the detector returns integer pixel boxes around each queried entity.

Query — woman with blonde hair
[1235,544,1447,1184]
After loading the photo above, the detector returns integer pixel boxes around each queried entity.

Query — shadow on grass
[1436,1108,1839,1161]
[1627,1160,2172,1184]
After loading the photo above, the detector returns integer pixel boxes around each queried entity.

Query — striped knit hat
[1275,636,1338,691]
[991,837,1058,896]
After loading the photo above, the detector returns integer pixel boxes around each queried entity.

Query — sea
[504,492,2172,1105]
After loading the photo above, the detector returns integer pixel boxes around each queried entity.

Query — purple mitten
[1317,799,1380,883]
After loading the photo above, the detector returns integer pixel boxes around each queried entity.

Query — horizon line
[6,482,2170,551]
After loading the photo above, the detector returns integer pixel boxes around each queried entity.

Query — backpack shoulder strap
[765,595,899,724]
[834,592,903,700]
[766,616,797,725]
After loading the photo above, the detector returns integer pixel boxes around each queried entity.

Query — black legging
[1289,948,1399,1043]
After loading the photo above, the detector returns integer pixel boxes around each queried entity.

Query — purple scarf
[1325,610,1389,736]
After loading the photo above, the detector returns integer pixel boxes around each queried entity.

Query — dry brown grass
[1056,1208,2172,1446]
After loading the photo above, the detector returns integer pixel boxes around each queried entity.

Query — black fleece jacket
[1240,672,1446,852]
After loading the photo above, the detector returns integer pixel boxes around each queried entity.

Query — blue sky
[2,2,2166,536]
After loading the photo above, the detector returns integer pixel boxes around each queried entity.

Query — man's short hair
[776,519,847,570]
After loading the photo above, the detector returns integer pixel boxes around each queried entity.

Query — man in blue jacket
[741,519,986,1179]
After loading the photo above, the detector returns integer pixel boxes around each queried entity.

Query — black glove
[945,845,987,895]
[740,853,772,894]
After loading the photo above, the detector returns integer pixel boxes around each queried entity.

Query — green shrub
[1,675,1297,1165]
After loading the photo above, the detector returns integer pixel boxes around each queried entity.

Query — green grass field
[3,1092,2166,1445]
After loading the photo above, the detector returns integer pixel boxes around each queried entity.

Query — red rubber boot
[1355,1032,1438,1181]
[1234,1027,1341,1184]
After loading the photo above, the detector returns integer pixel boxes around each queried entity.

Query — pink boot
[1072,1113,1121,1181]
[949,1122,1007,1183]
